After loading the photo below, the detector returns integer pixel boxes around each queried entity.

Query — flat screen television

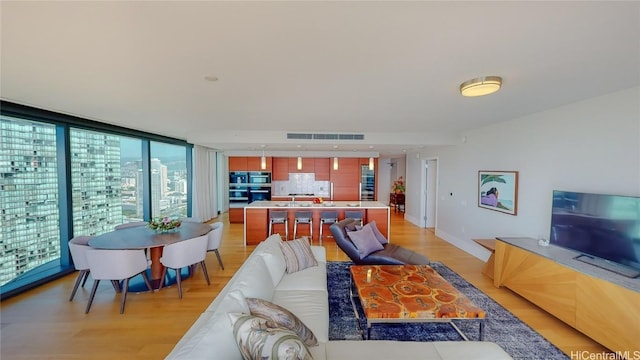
[550,190,640,278]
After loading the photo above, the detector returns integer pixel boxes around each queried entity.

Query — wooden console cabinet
[494,239,640,353]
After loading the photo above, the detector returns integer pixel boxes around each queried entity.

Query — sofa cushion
[324,340,513,360]
[232,256,276,301]
[258,236,287,286]
[276,261,327,292]
[272,290,329,343]
[310,246,327,263]
[308,343,326,359]
[229,313,313,360]
[165,311,241,360]
[347,225,384,259]
[246,297,318,346]
[366,220,389,245]
[279,237,318,273]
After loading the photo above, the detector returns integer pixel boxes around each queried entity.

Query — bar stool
[268,210,289,240]
[293,211,313,241]
[318,210,338,245]
[345,210,364,227]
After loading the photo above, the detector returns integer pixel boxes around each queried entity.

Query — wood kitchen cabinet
[272,158,289,180]
[229,208,244,223]
[288,157,315,173]
[247,157,272,171]
[330,157,360,200]
[229,156,272,171]
[228,157,248,171]
[314,158,330,180]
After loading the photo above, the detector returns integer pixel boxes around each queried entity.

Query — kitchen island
[243,201,390,245]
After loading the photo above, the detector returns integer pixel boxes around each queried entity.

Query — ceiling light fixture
[460,76,502,97]
[297,156,302,170]
[333,157,339,170]
[369,157,374,171]
[260,146,266,170]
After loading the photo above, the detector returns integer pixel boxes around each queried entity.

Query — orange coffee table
[349,264,486,340]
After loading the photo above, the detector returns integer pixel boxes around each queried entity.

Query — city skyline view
[0,115,190,288]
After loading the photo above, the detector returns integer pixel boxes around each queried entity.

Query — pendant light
[297,156,302,170]
[368,157,374,170]
[260,145,266,170]
[333,157,339,170]
[260,151,266,170]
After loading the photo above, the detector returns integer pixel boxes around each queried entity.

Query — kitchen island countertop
[243,201,390,245]
[245,200,389,209]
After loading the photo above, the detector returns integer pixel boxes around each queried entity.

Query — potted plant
[392,176,405,194]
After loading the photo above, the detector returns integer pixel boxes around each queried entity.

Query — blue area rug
[327,261,569,360]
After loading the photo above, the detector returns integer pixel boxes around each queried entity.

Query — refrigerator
[360,165,375,201]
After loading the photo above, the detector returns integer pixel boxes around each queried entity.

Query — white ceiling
[2,1,639,157]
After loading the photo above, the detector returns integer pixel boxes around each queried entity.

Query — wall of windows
[151,142,188,219]
[0,102,192,299]
[0,117,60,287]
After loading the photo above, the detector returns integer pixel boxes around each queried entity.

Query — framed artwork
[478,170,518,215]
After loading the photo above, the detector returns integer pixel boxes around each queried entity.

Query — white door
[423,159,437,228]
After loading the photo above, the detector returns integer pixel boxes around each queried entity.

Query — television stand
[574,254,640,278]
[494,238,640,353]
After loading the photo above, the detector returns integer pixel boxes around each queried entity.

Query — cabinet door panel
[247,157,272,171]
[576,274,640,353]
[288,157,315,173]
[229,157,248,171]
[330,158,359,185]
[494,242,576,326]
[314,158,330,180]
[272,158,289,180]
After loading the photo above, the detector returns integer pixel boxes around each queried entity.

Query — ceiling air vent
[287,133,364,141]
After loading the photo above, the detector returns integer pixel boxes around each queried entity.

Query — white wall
[378,156,407,205]
[409,86,640,260]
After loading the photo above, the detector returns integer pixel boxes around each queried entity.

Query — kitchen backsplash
[272,173,330,197]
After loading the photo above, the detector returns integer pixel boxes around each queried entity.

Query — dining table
[88,221,212,290]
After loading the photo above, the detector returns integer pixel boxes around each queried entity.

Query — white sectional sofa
[165,234,513,360]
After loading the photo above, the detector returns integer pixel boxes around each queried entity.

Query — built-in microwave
[230,171,248,185]
[248,172,271,184]
[249,187,272,202]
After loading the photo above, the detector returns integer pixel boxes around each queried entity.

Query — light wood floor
[1,211,609,359]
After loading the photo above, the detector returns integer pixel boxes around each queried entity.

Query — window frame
[0,101,193,300]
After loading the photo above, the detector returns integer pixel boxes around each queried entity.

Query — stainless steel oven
[249,187,271,202]
[248,172,271,185]
[229,186,249,206]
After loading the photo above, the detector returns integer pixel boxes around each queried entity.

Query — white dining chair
[114,221,147,230]
[160,234,210,299]
[84,249,152,314]
[207,222,224,270]
[68,236,94,301]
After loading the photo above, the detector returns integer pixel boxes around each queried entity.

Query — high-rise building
[136,169,144,217]
[0,116,60,286]
[151,169,162,216]
[161,164,168,196]
[69,128,123,236]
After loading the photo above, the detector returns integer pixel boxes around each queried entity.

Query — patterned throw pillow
[347,225,384,259]
[228,313,313,360]
[279,237,318,273]
[246,297,318,346]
